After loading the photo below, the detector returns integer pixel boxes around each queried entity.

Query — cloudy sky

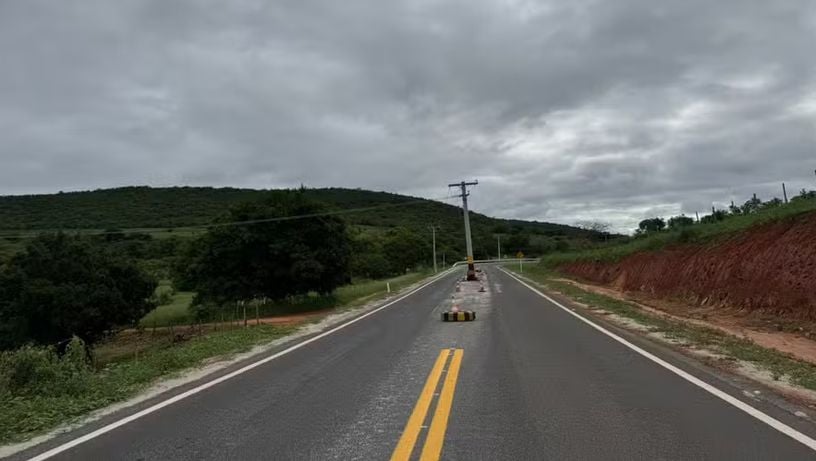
[1,0,815,232]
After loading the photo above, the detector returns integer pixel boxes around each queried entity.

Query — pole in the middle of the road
[449,180,478,280]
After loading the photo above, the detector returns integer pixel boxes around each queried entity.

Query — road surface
[11,266,816,460]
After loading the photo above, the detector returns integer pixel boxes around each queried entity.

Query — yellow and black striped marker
[441,311,476,322]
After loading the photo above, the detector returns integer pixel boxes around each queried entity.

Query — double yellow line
[391,349,464,461]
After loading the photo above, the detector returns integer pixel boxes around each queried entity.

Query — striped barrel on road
[441,311,476,322]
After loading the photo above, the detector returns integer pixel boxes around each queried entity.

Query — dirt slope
[562,212,816,320]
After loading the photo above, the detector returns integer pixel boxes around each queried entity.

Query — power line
[0,195,459,239]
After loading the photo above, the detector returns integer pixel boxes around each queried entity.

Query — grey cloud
[1,0,815,232]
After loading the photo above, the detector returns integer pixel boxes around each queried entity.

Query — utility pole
[448,180,479,280]
[783,182,788,204]
[497,234,502,260]
[429,225,439,274]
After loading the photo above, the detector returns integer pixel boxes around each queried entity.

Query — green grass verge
[335,270,433,307]
[540,197,816,268]
[0,269,437,444]
[0,325,295,444]
[140,291,196,328]
[138,270,434,327]
[509,265,816,392]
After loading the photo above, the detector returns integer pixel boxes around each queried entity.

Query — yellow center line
[420,348,464,461]
[390,349,451,461]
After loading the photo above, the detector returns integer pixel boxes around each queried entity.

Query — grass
[140,291,196,328]
[137,270,434,327]
[336,270,433,306]
[0,268,437,444]
[540,196,816,268]
[0,325,295,444]
[510,265,816,392]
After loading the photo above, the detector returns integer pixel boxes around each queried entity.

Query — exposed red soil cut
[561,212,816,321]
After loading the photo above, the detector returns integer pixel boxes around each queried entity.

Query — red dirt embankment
[562,213,816,320]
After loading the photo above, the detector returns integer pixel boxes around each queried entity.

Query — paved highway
[12,266,816,460]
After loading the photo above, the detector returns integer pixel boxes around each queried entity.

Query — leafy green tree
[347,231,392,279]
[351,253,391,279]
[667,215,694,229]
[185,193,351,304]
[0,234,157,349]
[638,217,666,233]
[504,232,531,254]
[382,228,428,274]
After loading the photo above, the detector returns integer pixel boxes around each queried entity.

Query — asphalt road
[12,266,816,460]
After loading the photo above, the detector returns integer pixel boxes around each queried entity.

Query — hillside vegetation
[0,186,599,263]
[540,190,816,321]
[540,190,816,268]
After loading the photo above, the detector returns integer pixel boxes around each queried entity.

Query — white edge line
[26,269,457,461]
[498,267,816,452]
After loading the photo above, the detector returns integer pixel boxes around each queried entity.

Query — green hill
[0,186,599,262]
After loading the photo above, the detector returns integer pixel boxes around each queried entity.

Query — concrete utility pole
[497,234,502,260]
[448,180,479,281]
[429,225,439,274]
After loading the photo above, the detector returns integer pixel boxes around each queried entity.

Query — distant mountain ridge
[0,186,599,261]
[0,186,581,234]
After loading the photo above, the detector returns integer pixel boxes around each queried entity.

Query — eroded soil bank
[561,212,816,321]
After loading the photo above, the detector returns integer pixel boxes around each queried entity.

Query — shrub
[0,337,91,398]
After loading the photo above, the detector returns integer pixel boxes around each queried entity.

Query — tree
[761,197,783,209]
[0,234,157,349]
[700,209,728,224]
[382,228,428,274]
[185,193,351,304]
[740,195,762,214]
[638,217,666,233]
[503,232,531,254]
[792,189,816,202]
[575,220,612,242]
[667,215,694,229]
[575,220,611,234]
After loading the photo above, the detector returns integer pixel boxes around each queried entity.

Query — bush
[677,228,698,243]
[0,337,91,398]
[668,215,694,229]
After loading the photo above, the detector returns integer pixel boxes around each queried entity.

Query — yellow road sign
[516,251,524,259]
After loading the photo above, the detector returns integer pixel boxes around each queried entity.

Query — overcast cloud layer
[1,0,815,232]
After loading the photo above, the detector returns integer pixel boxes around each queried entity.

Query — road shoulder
[1,269,456,461]
[498,266,816,446]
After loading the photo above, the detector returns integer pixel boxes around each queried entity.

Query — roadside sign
[516,251,524,259]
